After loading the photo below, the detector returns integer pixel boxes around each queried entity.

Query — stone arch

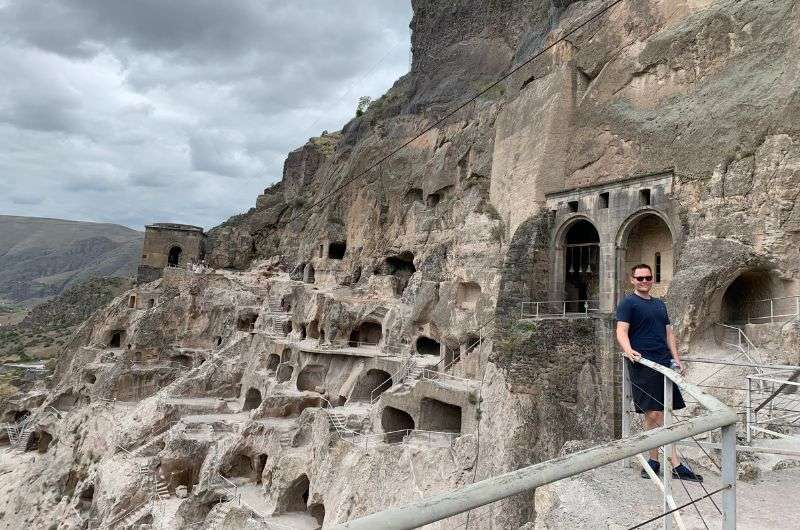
[416,336,440,357]
[267,354,281,371]
[419,399,462,434]
[277,364,294,383]
[108,330,125,348]
[381,407,415,443]
[255,454,268,485]
[718,268,780,325]
[243,388,262,411]
[304,263,315,284]
[554,217,600,312]
[236,310,258,332]
[616,209,675,301]
[328,241,346,260]
[168,245,182,267]
[351,369,392,401]
[279,474,310,513]
[349,321,382,347]
[297,365,326,393]
[222,453,254,480]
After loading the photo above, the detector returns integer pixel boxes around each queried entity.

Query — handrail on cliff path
[330,357,738,530]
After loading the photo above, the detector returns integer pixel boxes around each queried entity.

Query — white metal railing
[333,358,738,530]
[519,299,599,319]
[715,323,764,369]
[344,429,459,450]
[316,340,401,357]
[746,369,800,443]
[747,295,800,324]
[370,356,415,404]
[211,473,242,504]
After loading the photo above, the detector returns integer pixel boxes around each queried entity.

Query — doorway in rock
[381,406,414,443]
[563,220,600,312]
[243,388,262,411]
[720,269,780,325]
[168,246,182,267]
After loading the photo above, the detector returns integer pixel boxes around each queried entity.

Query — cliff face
[3,1,800,529]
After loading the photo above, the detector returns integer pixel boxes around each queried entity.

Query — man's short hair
[631,263,652,275]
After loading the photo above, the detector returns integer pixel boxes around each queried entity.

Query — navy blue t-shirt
[616,294,671,363]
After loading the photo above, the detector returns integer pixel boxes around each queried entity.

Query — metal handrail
[747,295,800,324]
[331,357,738,530]
[520,299,599,318]
[370,356,415,404]
[715,323,764,369]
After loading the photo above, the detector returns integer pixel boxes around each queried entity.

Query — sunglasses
[634,275,653,282]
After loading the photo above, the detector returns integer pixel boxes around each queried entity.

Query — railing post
[721,423,737,530]
[746,377,752,444]
[770,299,774,324]
[535,303,539,318]
[562,301,566,317]
[662,376,673,530]
[621,359,632,468]
[796,296,800,321]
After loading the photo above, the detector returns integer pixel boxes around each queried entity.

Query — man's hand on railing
[624,349,641,362]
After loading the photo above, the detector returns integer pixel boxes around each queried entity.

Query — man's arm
[666,325,685,373]
[616,321,640,361]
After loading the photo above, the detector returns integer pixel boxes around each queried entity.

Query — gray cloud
[0,0,412,229]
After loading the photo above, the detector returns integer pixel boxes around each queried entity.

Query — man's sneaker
[640,458,660,478]
[673,464,703,482]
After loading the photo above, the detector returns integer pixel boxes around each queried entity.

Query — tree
[356,96,372,117]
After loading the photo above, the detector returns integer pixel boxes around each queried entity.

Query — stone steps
[209,504,232,530]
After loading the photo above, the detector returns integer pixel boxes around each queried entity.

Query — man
[616,263,703,482]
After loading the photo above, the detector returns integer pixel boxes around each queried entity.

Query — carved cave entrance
[419,398,462,434]
[349,321,382,347]
[381,406,415,443]
[351,369,392,401]
[720,269,779,325]
[243,388,262,411]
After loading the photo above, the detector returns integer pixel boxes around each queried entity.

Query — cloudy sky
[0,0,412,230]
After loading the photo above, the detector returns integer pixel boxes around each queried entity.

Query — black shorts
[627,359,685,413]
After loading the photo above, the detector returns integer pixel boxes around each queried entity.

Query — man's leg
[644,409,681,466]
[643,410,663,461]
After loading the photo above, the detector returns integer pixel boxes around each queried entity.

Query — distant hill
[0,215,143,306]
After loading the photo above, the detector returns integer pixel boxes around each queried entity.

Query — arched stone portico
[546,171,677,313]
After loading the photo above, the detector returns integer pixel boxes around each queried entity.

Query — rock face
[3,1,800,529]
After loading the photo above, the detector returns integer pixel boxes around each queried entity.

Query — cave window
[328,241,346,260]
[297,365,326,393]
[383,251,416,296]
[720,269,778,324]
[318,244,324,258]
[128,296,136,308]
[567,200,579,213]
[78,484,94,509]
[381,407,415,443]
[419,398,462,434]
[426,193,440,207]
[267,354,280,371]
[416,336,441,357]
[109,330,124,348]
[148,298,155,308]
[655,253,662,283]
[222,454,254,480]
[352,369,392,401]
[599,192,609,209]
[168,246,182,267]
[243,388,262,411]
[37,431,53,453]
[639,189,651,206]
[276,364,294,383]
[348,321,382,347]
[307,320,319,340]
[215,336,222,347]
[404,188,423,203]
[237,312,258,332]
[281,348,292,362]
[175,354,192,368]
[456,282,481,310]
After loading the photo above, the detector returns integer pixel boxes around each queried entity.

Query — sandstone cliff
[2,1,800,529]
